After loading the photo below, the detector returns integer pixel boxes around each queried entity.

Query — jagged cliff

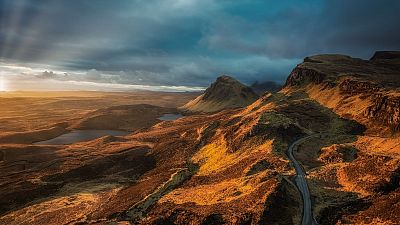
[284,51,400,135]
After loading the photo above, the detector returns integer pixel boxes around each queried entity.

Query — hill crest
[181,75,259,113]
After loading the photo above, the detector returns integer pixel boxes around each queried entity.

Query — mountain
[1,52,399,225]
[284,51,400,135]
[181,75,259,113]
[250,80,282,95]
[280,51,400,224]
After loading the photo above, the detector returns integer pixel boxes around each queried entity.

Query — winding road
[287,135,318,225]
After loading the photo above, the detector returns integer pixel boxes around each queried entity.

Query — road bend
[287,135,319,225]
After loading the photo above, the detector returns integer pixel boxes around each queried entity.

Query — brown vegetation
[1,51,399,224]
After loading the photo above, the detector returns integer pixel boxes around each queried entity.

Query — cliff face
[285,67,326,86]
[2,53,399,225]
[338,78,381,94]
[284,51,400,134]
[364,94,400,131]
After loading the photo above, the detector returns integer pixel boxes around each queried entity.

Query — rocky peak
[202,75,257,101]
[181,75,259,113]
[370,51,400,71]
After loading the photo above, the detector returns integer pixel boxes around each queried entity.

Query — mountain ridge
[284,51,400,135]
[1,52,399,225]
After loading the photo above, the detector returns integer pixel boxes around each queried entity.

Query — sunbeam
[0,0,31,59]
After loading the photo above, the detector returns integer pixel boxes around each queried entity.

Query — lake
[158,113,184,121]
[34,130,130,145]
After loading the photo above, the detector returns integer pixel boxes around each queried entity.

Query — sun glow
[0,77,8,91]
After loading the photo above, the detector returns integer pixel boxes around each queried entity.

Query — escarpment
[364,94,400,132]
[284,51,400,134]
[285,67,326,87]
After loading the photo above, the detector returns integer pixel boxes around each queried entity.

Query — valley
[0,52,399,225]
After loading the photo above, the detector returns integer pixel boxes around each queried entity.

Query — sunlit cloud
[0,0,399,90]
[0,61,205,92]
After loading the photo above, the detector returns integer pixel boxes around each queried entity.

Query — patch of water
[34,130,130,145]
[158,113,184,121]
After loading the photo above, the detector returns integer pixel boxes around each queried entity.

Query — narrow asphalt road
[287,135,318,225]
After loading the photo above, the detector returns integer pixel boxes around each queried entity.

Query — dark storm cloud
[0,0,399,87]
[200,0,400,59]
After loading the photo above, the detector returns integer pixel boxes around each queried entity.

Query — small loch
[158,113,184,121]
[34,130,130,145]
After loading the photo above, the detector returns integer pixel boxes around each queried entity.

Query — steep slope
[1,53,399,225]
[283,51,400,136]
[282,51,400,224]
[181,75,259,113]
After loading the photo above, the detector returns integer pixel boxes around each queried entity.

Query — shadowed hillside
[181,75,259,113]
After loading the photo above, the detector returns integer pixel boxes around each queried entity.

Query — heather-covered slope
[1,53,400,225]
[282,51,400,224]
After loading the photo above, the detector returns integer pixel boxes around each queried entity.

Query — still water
[158,113,184,121]
[34,130,130,145]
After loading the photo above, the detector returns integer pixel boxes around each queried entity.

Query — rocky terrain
[284,51,400,135]
[0,52,399,225]
[283,51,400,224]
[181,75,259,113]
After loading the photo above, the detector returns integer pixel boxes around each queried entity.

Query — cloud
[200,0,400,59]
[0,61,205,92]
[0,0,399,88]
[85,69,102,81]
[36,70,57,79]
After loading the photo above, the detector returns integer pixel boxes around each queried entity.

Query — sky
[0,0,399,91]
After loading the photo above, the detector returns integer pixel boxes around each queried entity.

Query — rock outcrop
[284,51,400,134]
[364,94,400,131]
[181,75,259,113]
[2,52,400,225]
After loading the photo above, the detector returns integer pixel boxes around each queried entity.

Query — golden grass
[192,137,273,176]
[354,135,400,156]
[159,173,275,206]
[0,91,197,133]
[336,166,371,197]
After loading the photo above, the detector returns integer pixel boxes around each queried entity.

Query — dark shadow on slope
[260,179,301,225]
[313,187,371,225]
[0,146,155,216]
